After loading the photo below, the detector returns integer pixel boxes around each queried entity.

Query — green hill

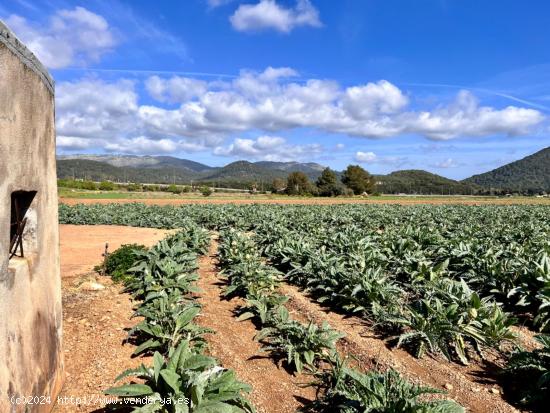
[376,170,478,195]
[57,159,201,184]
[463,147,550,193]
[57,156,326,188]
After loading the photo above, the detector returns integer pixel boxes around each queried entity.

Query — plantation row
[60,203,550,410]
[217,228,464,412]
[104,226,255,412]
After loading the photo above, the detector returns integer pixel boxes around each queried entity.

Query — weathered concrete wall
[0,21,63,413]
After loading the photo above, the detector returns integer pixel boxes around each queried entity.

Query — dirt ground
[59,196,550,206]
[195,237,316,413]
[53,225,174,412]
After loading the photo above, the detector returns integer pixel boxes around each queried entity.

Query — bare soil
[59,197,550,206]
[53,225,174,412]
[195,237,317,413]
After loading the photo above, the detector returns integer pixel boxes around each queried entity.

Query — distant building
[0,21,63,412]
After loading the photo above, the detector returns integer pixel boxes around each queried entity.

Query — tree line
[272,165,375,196]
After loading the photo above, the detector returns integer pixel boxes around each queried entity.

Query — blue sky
[2,0,550,179]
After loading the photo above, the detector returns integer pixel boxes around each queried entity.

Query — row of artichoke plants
[253,223,550,410]
[104,226,255,413]
[217,228,465,413]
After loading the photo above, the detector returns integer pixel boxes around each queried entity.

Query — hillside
[376,170,478,195]
[254,161,325,174]
[57,159,201,184]
[463,147,550,193]
[57,156,480,194]
[58,154,213,173]
[57,157,324,188]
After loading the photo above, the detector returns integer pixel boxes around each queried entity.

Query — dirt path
[54,225,174,412]
[280,284,519,413]
[195,237,317,413]
[59,197,550,206]
[60,224,175,278]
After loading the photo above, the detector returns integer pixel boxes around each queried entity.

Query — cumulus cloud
[355,151,378,162]
[214,135,323,161]
[55,78,222,155]
[136,68,543,141]
[343,81,409,119]
[145,76,208,103]
[5,7,116,68]
[57,136,95,150]
[56,78,138,139]
[404,91,544,140]
[55,67,545,158]
[432,158,460,168]
[355,151,408,166]
[104,137,179,154]
[230,0,322,33]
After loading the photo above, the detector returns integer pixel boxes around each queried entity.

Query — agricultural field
[58,203,550,413]
[58,190,550,206]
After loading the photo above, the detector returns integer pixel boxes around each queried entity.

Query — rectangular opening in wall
[10,190,37,259]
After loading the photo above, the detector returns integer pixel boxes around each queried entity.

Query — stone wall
[0,21,63,413]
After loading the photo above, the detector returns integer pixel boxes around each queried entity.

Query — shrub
[126,183,142,192]
[200,186,213,197]
[167,184,182,194]
[81,180,98,190]
[144,184,160,192]
[99,243,147,282]
[99,181,115,191]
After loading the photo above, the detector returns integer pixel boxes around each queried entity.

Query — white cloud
[145,76,208,103]
[214,135,323,161]
[54,68,545,158]
[355,151,408,166]
[104,137,178,154]
[56,136,95,150]
[56,78,138,139]
[343,81,409,119]
[405,91,545,140]
[230,0,322,33]
[433,158,459,168]
[135,69,543,141]
[5,7,116,68]
[355,151,378,162]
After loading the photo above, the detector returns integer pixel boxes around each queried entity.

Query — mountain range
[57,155,327,189]
[57,146,550,193]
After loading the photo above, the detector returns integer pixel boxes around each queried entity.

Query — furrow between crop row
[102,228,256,412]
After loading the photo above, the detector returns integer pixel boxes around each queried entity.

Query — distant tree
[81,180,98,190]
[200,186,213,197]
[99,181,115,191]
[126,183,142,192]
[342,165,375,195]
[144,184,160,192]
[272,178,286,193]
[167,184,182,194]
[316,167,341,197]
[286,172,312,195]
